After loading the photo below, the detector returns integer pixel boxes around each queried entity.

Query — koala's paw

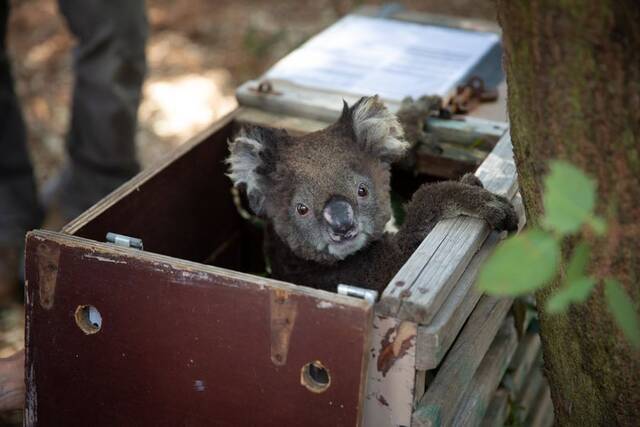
[481,193,518,233]
[460,173,484,188]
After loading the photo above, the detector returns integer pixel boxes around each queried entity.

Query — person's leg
[0,0,43,302]
[52,0,147,221]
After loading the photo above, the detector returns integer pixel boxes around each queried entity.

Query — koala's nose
[323,197,357,238]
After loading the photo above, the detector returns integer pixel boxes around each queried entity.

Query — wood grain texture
[379,134,518,324]
[412,295,513,427]
[450,317,518,427]
[414,232,499,370]
[427,116,507,150]
[479,389,509,427]
[414,190,526,370]
[236,107,329,135]
[25,230,373,427]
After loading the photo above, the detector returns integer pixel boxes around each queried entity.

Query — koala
[227,96,517,294]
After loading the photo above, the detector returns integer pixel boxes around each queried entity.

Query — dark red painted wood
[25,232,372,427]
[71,119,242,265]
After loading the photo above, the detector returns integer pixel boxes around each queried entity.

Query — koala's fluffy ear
[226,125,285,215]
[341,95,409,163]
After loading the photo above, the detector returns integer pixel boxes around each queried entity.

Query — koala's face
[227,96,409,264]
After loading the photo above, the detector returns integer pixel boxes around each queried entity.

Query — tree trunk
[496,1,640,425]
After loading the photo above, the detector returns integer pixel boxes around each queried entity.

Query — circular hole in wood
[300,361,331,393]
[74,305,102,334]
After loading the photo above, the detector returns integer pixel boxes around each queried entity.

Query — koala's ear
[341,95,409,163]
[226,125,285,215]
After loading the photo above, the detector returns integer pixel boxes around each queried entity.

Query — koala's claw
[483,194,519,233]
[460,173,484,188]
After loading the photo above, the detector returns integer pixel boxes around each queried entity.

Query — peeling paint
[83,254,127,264]
[316,301,334,309]
[36,243,60,310]
[376,321,416,377]
[194,380,206,392]
[269,289,298,366]
[377,394,390,407]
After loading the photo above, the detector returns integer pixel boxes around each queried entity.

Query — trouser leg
[55,0,147,219]
[0,0,43,246]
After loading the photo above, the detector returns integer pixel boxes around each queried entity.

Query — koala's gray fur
[227,96,517,294]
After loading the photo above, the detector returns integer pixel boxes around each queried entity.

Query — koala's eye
[296,203,310,216]
[357,183,369,198]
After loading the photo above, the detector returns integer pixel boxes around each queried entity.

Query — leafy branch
[476,161,640,349]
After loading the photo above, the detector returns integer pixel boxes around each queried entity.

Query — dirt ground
[1,0,495,420]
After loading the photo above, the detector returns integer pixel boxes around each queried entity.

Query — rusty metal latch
[448,76,499,114]
[106,232,144,250]
[337,284,378,304]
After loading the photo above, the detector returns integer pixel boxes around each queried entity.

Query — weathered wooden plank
[412,295,513,427]
[235,107,329,135]
[515,367,545,422]
[236,79,369,123]
[427,116,507,150]
[379,134,518,324]
[414,191,525,372]
[413,370,427,409]
[417,142,487,166]
[363,315,417,427]
[502,332,542,399]
[25,230,373,427]
[479,389,509,427]
[415,232,499,370]
[450,317,519,427]
[527,384,554,427]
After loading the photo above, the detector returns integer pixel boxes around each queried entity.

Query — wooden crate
[23,8,552,427]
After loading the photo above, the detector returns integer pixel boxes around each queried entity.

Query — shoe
[0,247,20,307]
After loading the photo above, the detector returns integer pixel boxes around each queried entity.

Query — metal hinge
[337,284,378,304]
[106,232,144,250]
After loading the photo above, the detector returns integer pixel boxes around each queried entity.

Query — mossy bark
[496,1,640,425]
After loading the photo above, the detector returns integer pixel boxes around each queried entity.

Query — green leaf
[588,216,607,235]
[542,161,597,235]
[546,276,596,314]
[477,229,560,296]
[604,279,640,350]
[565,243,591,281]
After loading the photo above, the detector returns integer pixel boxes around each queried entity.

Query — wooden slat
[515,367,545,422]
[428,116,507,150]
[379,134,518,324]
[450,317,518,426]
[235,107,329,134]
[502,332,542,399]
[413,370,427,409]
[415,232,498,370]
[414,197,523,371]
[479,389,510,427]
[527,384,554,427]
[236,79,370,123]
[412,295,513,427]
